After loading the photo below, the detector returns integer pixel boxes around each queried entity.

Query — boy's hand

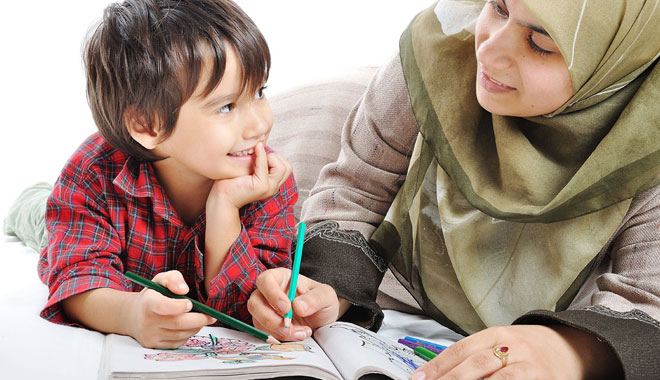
[210,142,292,209]
[247,268,348,342]
[127,270,216,349]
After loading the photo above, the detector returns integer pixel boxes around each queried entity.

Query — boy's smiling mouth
[228,148,255,157]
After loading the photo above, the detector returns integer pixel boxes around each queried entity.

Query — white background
[0,0,434,220]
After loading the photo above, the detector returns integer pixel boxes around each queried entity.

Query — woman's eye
[218,103,234,113]
[488,0,508,17]
[255,85,268,100]
[527,33,553,56]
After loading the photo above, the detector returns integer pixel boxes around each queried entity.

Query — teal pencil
[284,222,306,328]
[124,271,279,344]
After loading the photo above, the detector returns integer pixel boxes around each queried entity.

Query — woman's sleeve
[514,184,660,379]
[299,53,420,329]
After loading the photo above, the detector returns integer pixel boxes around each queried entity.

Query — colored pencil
[404,336,448,352]
[414,346,438,361]
[397,338,443,354]
[284,222,306,328]
[124,271,279,344]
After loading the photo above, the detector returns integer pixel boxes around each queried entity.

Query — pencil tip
[284,317,291,329]
[267,336,280,345]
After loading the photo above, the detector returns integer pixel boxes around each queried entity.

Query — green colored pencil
[124,271,279,344]
[414,346,438,361]
[284,222,306,328]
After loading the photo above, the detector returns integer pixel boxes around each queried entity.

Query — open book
[99,321,428,379]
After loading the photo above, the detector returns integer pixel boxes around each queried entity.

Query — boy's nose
[243,104,271,138]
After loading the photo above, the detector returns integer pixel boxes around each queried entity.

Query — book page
[313,322,427,380]
[99,326,343,380]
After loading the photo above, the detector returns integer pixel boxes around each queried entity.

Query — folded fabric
[3,182,52,252]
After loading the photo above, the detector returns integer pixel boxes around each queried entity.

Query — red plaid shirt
[38,133,297,325]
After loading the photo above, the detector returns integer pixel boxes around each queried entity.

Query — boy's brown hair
[84,0,270,161]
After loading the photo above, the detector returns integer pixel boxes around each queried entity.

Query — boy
[38,0,297,349]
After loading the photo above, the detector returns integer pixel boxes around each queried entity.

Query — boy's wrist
[204,202,242,292]
[206,189,242,216]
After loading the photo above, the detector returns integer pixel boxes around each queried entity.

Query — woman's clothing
[300,53,660,378]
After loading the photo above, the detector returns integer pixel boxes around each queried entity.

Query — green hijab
[371,0,660,334]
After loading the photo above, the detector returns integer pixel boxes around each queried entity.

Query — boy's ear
[124,106,162,150]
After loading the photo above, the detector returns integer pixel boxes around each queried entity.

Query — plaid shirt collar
[112,156,187,228]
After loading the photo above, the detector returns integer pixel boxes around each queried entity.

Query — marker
[124,271,279,344]
[397,338,445,354]
[403,336,448,353]
[284,222,306,328]
[414,346,438,361]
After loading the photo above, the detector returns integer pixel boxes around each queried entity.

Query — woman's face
[474,0,574,117]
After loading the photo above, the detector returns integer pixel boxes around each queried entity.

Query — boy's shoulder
[59,132,130,185]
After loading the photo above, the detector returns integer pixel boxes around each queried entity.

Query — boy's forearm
[62,287,138,336]
[204,202,241,293]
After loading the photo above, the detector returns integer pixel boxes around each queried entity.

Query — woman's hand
[247,268,346,341]
[411,324,622,380]
[127,271,216,349]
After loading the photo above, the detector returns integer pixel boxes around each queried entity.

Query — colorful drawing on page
[144,333,313,364]
[327,324,421,372]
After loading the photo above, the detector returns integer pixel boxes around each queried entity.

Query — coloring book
[99,321,427,379]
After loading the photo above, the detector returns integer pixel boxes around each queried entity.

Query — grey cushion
[268,67,378,222]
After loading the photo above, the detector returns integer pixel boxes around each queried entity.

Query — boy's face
[474,0,574,117]
[154,45,272,183]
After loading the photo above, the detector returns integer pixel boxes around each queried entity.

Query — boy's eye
[218,103,234,113]
[255,85,268,100]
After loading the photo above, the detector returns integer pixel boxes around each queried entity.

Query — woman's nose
[476,23,517,70]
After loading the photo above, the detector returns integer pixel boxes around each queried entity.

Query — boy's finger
[266,153,291,184]
[162,312,216,332]
[252,142,268,181]
[149,292,193,316]
[152,270,189,295]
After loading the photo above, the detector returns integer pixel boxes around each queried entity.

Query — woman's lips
[479,70,516,93]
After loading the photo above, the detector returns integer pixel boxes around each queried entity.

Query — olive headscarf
[371,0,660,334]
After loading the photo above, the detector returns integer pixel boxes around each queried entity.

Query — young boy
[38,0,297,349]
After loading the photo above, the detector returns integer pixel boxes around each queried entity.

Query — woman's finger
[412,327,504,379]
[254,268,292,314]
[248,289,288,331]
[250,292,309,341]
[290,280,340,329]
[420,347,508,380]
[488,362,536,380]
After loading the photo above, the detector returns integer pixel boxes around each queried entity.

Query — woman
[248,0,660,378]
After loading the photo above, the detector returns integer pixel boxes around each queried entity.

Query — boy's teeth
[230,148,254,156]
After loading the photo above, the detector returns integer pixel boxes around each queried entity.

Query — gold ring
[493,346,509,368]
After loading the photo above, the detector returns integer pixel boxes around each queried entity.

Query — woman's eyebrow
[521,22,550,37]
